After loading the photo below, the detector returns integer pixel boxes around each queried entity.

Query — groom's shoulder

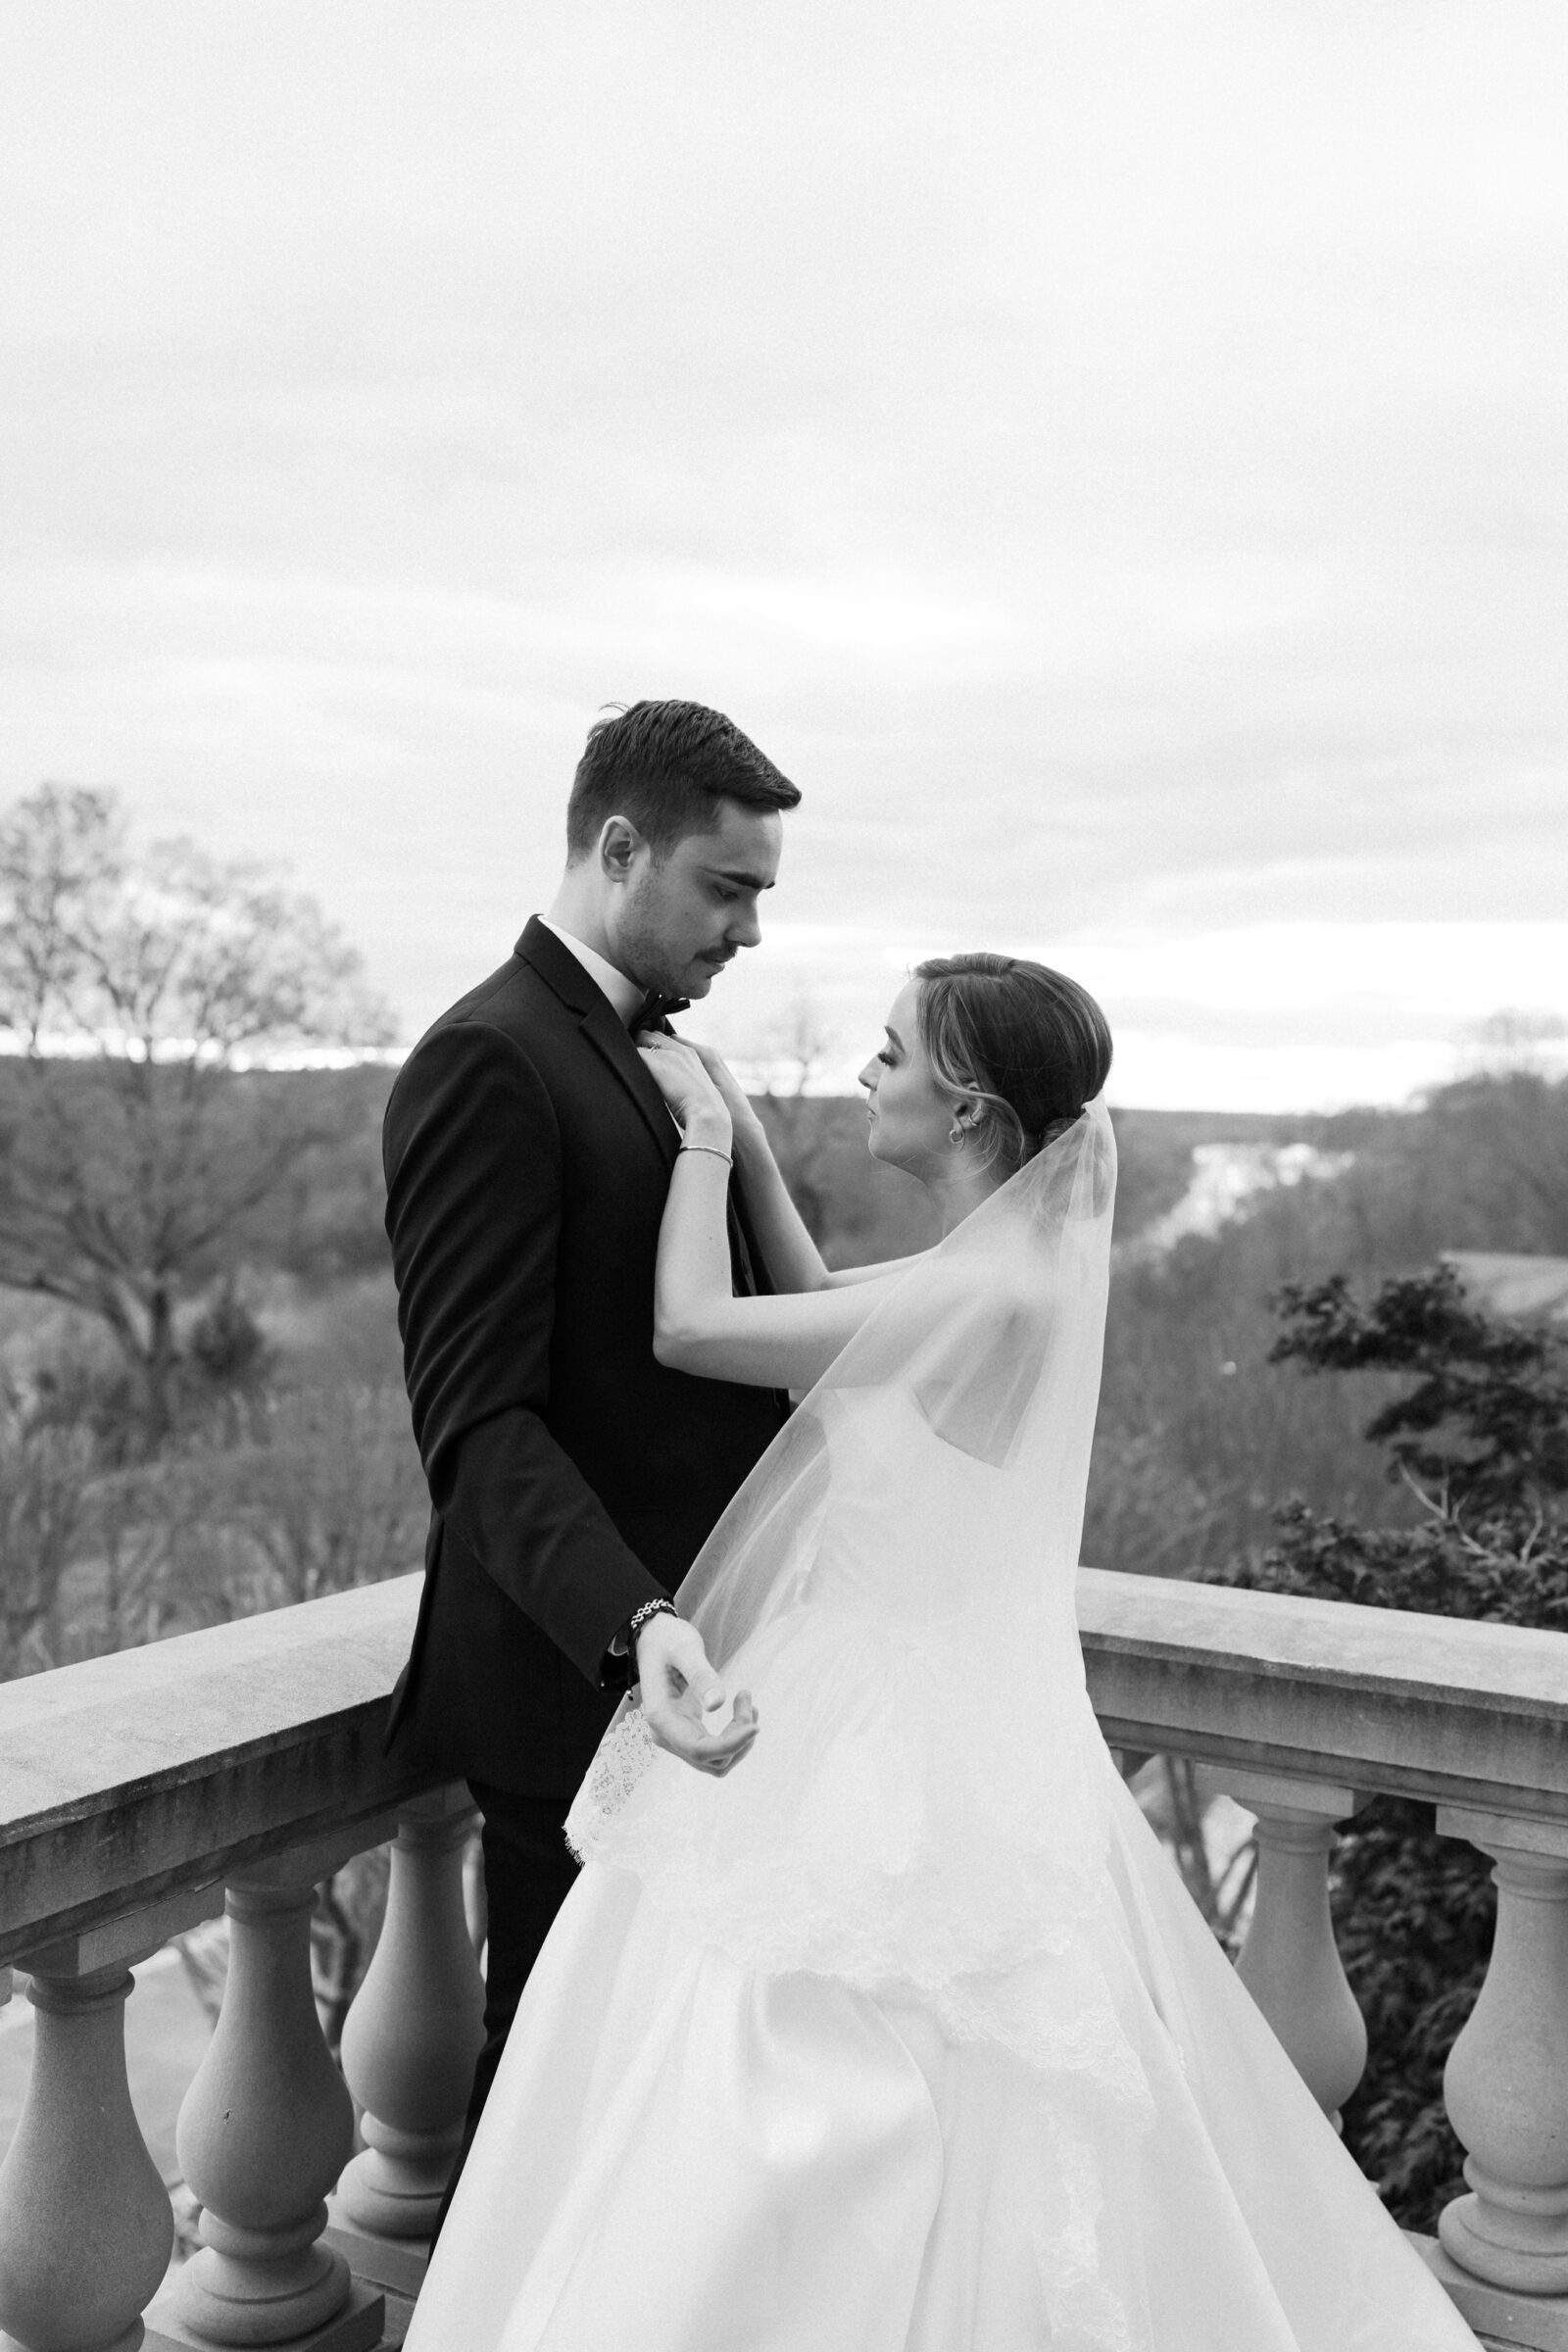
[406,921,594,1063]
[387,958,547,1112]
[416,956,539,1051]
[409,928,584,1057]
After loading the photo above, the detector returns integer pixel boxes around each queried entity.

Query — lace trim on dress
[566,1697,658,1861]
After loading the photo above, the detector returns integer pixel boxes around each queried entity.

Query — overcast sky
[2,1,1563,1106]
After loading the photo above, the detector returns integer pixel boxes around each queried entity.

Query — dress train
[409,1748,1479,2352]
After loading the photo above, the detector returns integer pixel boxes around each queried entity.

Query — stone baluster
[163,1831,394,2351]
[0,1887,220,2352]
[336,1787,486,2239]
[1434,1806,1568,2318]
[1213,1768,1367,2125]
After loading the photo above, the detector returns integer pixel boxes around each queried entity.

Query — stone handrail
[1,1569,1567,2349]
[1078,1566,1568,1820]
[0,1578,428,1970]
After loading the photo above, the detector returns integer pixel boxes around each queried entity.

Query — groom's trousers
[432,1782,579,2243]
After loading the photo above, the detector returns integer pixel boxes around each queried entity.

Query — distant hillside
[0,1053,1408,1291]
[6,1054,1537,1292]
[5,1056,1561,1631]
[755,1095,1403,1266]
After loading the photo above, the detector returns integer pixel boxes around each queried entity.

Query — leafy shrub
[1212,1263,1568,2229]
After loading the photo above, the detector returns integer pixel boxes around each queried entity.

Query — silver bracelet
[678,1142,733,1167]
[626,1595,678,1675]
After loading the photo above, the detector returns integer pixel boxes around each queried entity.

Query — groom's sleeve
[385,1018,667,1688]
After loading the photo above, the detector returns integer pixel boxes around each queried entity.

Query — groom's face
[609,800,784,999]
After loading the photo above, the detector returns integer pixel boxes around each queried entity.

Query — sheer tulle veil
[564,1102,1121,2050]
[679,1089,1115,1660]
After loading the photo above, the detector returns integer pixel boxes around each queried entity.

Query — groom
[382,699,798,2217]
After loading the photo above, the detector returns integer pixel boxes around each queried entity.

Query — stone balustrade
[0,1568,1566,2349]
[0,1580,465,2352]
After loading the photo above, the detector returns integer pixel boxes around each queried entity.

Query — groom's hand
[635,1612,760,1777]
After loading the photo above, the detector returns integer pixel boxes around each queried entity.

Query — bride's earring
[949,1115,967,1147]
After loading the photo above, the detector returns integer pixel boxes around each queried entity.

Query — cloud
[683,917,1568,1111]
[0,0,1563,1103]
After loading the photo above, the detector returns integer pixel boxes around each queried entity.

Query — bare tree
[0,785,396,1448]
[750,994,841,1245]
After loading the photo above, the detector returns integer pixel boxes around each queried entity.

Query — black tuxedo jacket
[383,917,789,1798]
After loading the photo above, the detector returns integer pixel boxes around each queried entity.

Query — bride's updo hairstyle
[914,954,1112,1173]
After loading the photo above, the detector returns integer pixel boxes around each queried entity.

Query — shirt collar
[536,918,646,1028]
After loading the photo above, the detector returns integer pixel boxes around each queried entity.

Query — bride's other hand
[635,1611,759,1776]
[636,1035,732,1141]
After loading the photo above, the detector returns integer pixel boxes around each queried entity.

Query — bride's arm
[683,1043,834,1296]
[642,1041,896,1390]
[684,1042,926,1295]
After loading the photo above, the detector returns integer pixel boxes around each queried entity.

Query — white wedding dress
[407,1106,1479,2352]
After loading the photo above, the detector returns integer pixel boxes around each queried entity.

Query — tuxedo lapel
[516,918,775,1299]
[579,994,682,1169]
[516,919,679,1170]
[727,1178,767,1299]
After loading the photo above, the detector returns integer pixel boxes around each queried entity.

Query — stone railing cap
[1077,1569,1568,1718]
[0,1575,421,1844]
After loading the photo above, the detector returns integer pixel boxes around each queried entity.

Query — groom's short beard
[616,875,702,999]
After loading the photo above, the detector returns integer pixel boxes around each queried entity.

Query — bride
[406,953,1478,2352]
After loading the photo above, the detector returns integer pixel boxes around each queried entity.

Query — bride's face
[858,981,962,1178]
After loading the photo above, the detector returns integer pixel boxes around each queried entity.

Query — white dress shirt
[537,918,646,1028]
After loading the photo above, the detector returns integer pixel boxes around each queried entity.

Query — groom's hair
[914,954,1112,1172]
[565,700,800,861]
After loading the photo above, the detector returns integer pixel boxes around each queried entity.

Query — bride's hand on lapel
[686,1041,767,1144]
[636,1034,733,1145]
[634,1609,760,1776]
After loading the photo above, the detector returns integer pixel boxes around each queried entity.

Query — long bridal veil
[682,1089,1116,1657]
[566,1099,1125,2069]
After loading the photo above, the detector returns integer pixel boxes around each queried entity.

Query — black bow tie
[637,991,690,1033]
